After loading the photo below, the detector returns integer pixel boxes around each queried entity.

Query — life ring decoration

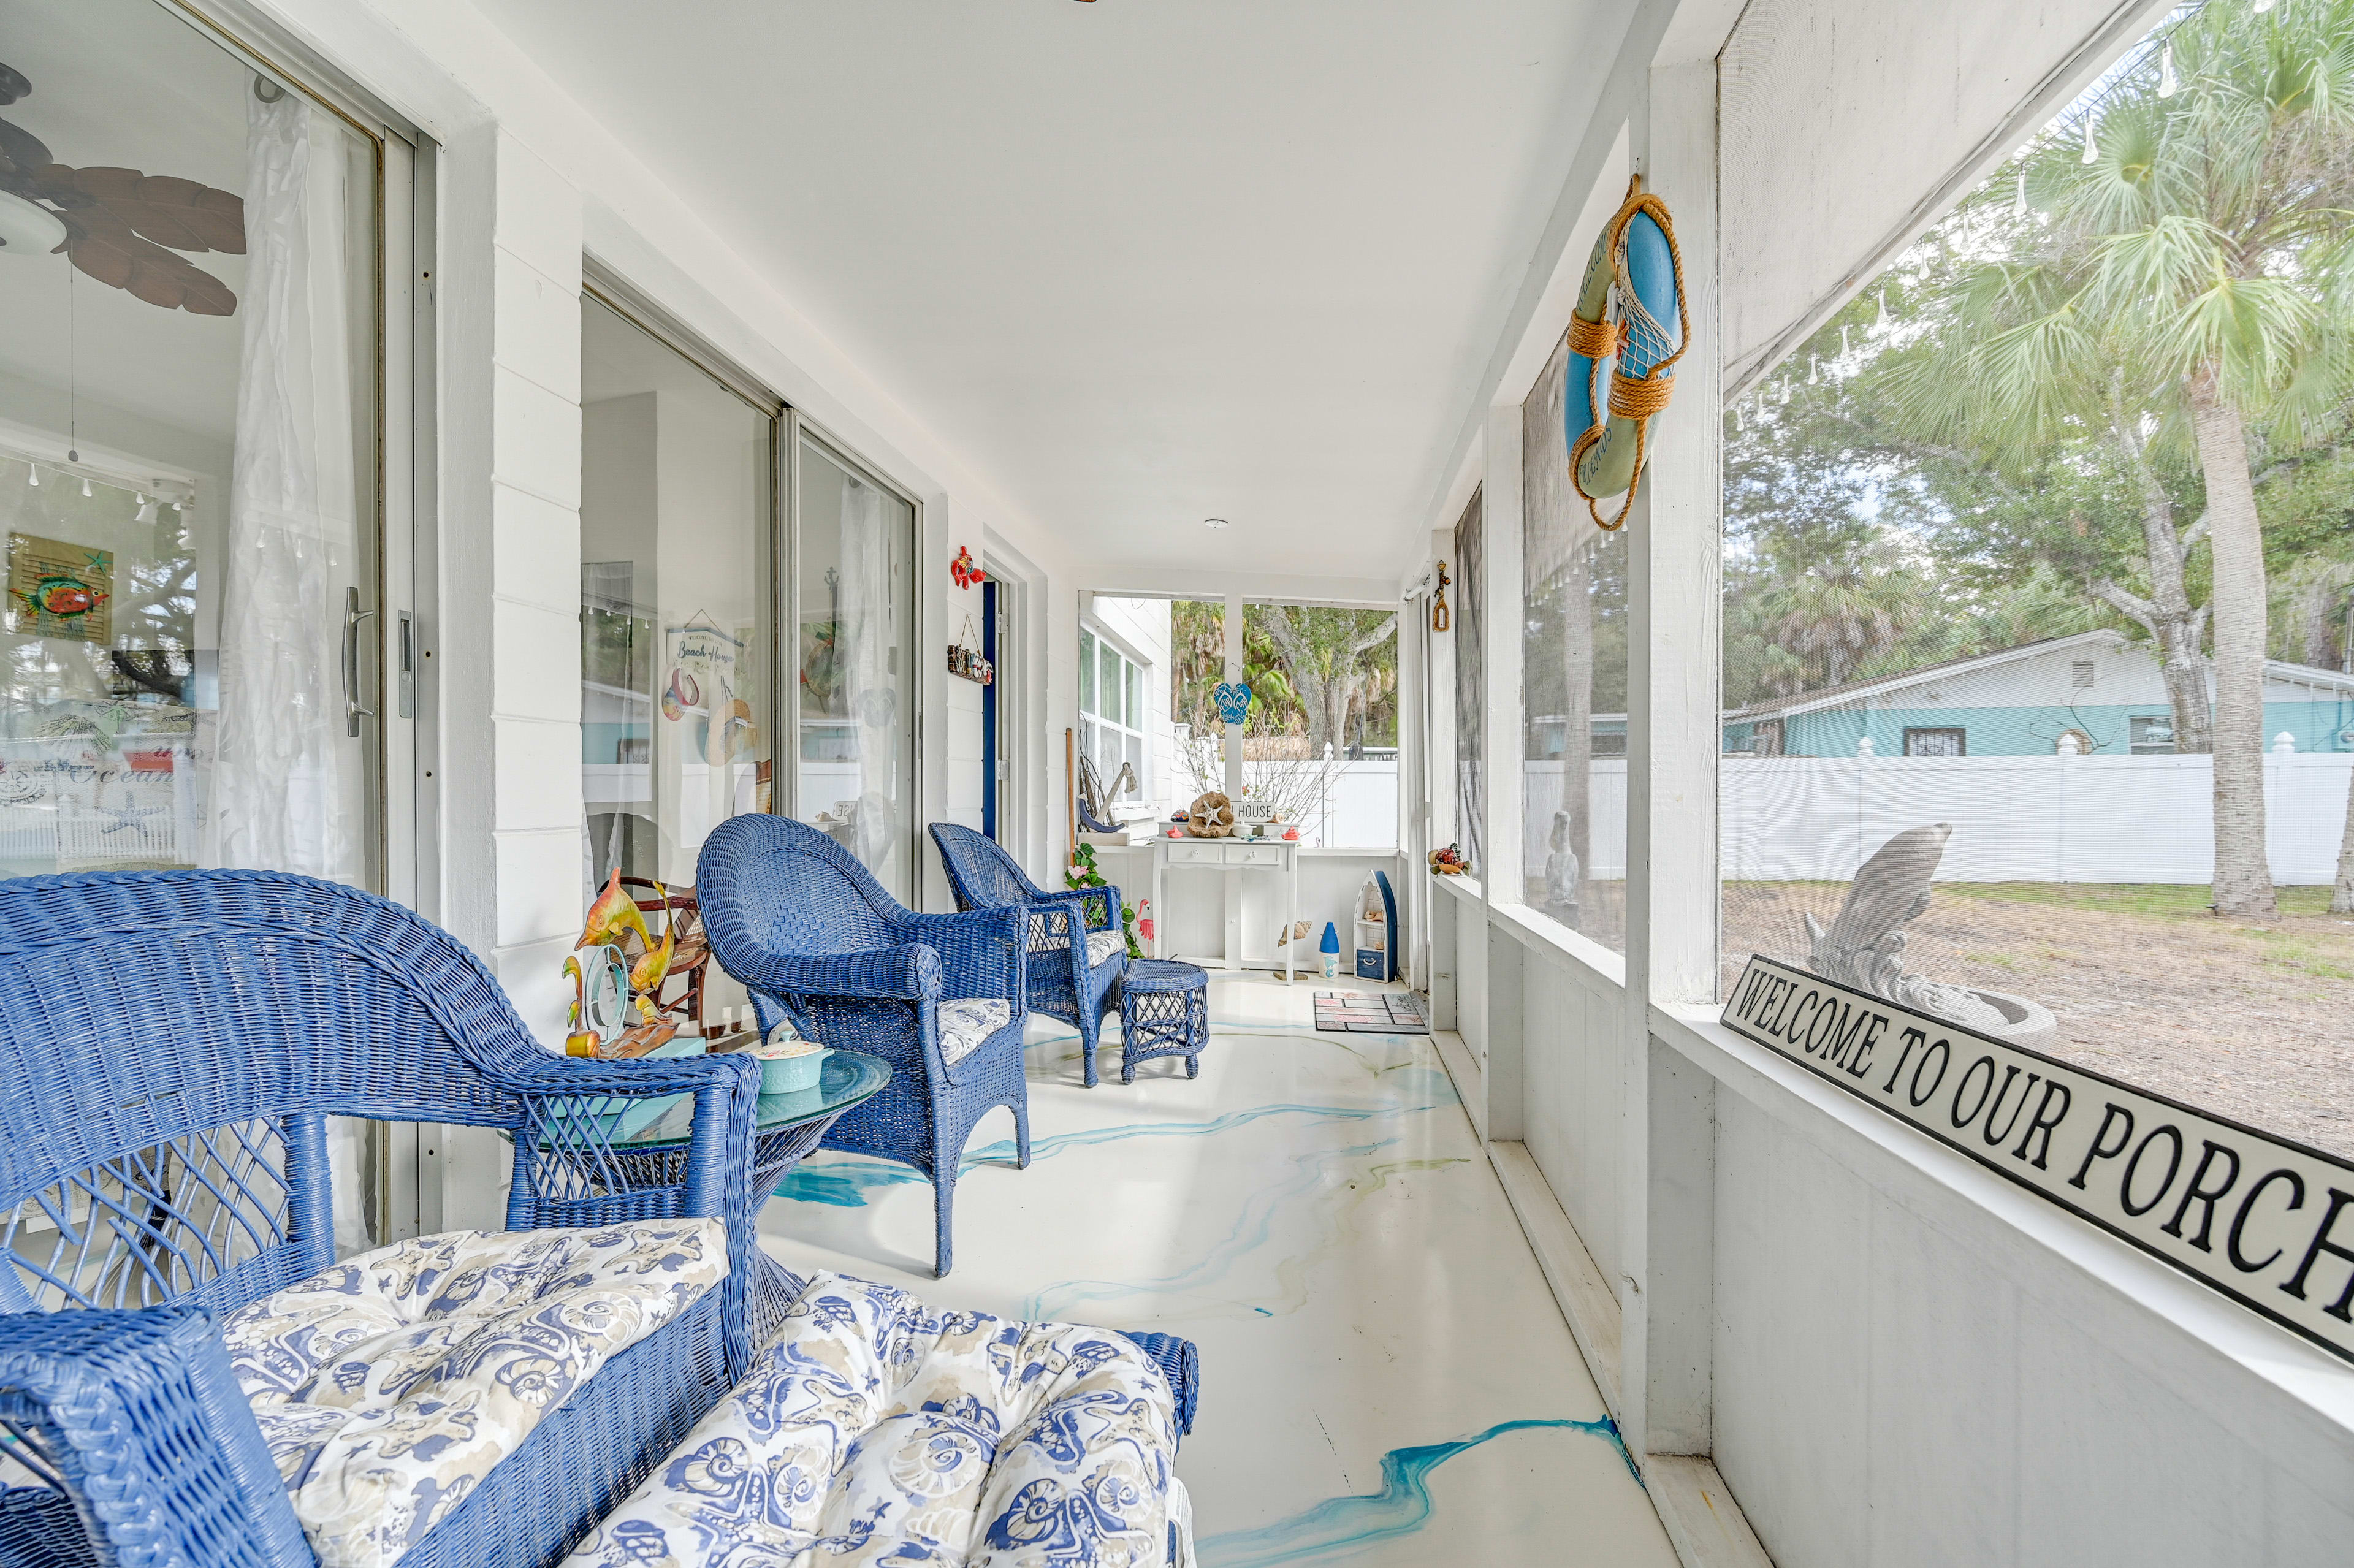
[1564,177,1689,531]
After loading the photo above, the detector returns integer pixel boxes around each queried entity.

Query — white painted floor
[757,972,1680,1567]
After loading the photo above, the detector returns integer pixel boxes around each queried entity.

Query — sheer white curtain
[215,85,368,1251]
[840,478,899,879]
[210,86,360,883]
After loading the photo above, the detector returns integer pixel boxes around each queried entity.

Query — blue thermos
[1319,921,1341,978]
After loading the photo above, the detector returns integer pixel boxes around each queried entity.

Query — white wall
[258,0,1105,946]
[1686,1014,2354,1567]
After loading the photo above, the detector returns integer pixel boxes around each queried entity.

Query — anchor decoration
[1212,681,1252,725]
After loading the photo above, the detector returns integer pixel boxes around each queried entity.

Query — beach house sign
[1722,955,2354,1365]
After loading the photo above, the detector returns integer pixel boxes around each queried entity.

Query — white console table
[1149,835,1301,980]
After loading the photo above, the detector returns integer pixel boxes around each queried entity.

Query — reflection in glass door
[794,430,915,900]
[0,0,384,888]
[577,289,774,1044]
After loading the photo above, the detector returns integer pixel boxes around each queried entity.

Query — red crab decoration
[950,546,984,590]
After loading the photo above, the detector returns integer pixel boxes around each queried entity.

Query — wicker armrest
[727,943,943,1003]
[1034,884,1122,932]
[0,1304,313,1568]
[897,907,1026,1003]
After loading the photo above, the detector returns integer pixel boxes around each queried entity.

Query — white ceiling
[469,0,1636,581]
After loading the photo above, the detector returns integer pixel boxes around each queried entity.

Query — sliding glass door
[579,291,777,898]
[0,0,389,888]
[793,428,915,901]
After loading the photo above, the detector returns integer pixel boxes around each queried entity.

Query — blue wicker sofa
[0,869,764,1568]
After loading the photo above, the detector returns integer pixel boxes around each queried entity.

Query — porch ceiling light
[1203,517,1230,529]
[0,190,66,257]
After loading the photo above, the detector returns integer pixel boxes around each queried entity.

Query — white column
[1483,402,1528,1140]
[1223,591,1244,966]
[1621,59,1723,1462]
[433,126,584,1234]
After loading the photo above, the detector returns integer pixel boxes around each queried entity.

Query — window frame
[1902,726,1967,758]
[1078,620,1150,804]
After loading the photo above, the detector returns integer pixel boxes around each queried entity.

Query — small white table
[1149,835,1302,980]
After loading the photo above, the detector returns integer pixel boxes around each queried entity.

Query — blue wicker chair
[929,823,1127,1087]
[698,815,1030,1278]
[0,868,763,1568]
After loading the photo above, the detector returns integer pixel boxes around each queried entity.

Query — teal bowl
[761,1048,830,1095]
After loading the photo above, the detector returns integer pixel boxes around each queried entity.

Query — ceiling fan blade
[66,211,237,315]
[56,165,246,254]
[167,257,236,316]
[131,175,245,254]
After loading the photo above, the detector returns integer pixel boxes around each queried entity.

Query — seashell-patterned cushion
[938,997,1013,1067]
[563,1269,1192,1567]
[1085,929,1126,969]
[223,1220,728,1568]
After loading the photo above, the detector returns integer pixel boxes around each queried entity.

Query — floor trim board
[1430,1027,1485,1140]
[1488,1138,1623,1421]
[1643,1455,1778,1568]
[1484,1141,1779,1568]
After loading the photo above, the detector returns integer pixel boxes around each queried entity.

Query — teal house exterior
[1721,630,2354,758]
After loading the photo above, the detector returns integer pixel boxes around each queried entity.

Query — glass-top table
[611,1048,891,1151]
[534,1047,889,1339]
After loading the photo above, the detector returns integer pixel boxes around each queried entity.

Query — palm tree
[1756,541,1921,687]
[1885,0,2354,918]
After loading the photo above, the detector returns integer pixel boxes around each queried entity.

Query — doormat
[1312,991,1428,1034]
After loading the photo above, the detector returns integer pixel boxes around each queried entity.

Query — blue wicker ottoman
[1117,958,1210,1083]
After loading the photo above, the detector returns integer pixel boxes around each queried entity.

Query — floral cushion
[1085,929,1126,969]
[939,997,1013,1067]
[564,1270,1191,1567]
[223,1221,728,1568]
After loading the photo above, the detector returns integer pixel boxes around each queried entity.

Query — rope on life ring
[1563,177,1689,531]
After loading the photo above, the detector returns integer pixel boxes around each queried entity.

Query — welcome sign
[1723,956,2354,1365]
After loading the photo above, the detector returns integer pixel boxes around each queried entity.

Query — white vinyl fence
[1525,750,2354,884]
[1243,759,1398,849]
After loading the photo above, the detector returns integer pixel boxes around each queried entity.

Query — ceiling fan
[0,59,245,316]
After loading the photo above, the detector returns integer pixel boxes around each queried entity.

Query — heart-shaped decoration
[1213,681,1252,725]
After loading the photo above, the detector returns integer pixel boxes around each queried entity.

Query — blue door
[982,579,999,839]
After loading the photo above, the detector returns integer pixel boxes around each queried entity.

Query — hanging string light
[2081,115,2100,165]
[1873,289,1890,332]
[80,477,91,497]
[22,463,35,488]
[1735,402,1746,432]
[2157,40,2179,97]
[2014,167,2029,216]
[1807,355,1820,385]
[1840,324,1851,356]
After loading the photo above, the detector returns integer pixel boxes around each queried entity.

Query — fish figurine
[576,868,652,953]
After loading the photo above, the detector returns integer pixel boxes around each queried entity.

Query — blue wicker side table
[1118,958,1210,1083]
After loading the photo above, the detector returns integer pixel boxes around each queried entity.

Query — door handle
[344,586,377,737]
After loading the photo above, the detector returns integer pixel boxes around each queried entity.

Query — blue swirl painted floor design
[1197,1418,1634,1568]
[774,1080,1452,1208]
[753,978,1680,1565]
[1022,1136,1397,1320]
